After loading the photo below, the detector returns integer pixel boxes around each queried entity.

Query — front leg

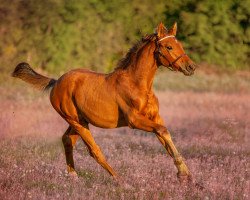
[126,110,191,179]
[153,115,191,180]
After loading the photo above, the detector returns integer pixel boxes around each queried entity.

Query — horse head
[155,22,196,76]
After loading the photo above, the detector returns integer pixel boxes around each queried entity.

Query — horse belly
[80,101,120,128]
[75,85,120,128]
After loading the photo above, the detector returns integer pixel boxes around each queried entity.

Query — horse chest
[132,93,159,119]
[142,98,159,119]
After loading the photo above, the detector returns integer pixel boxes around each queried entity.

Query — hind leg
[69,121,118,178]
[62,126,79,176]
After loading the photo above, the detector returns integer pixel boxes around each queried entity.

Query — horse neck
[127,42,157,91]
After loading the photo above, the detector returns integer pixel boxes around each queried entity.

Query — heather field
[0,71,250,200]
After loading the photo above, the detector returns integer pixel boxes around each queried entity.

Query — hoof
[68,171,78,180]
[113,176,123,186]
[177,174,205,190]
[194,182,205,190]
[177,173,192,184]
[113,177,133,189]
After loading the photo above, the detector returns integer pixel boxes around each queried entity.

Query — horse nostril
[186,65,193,72]
[188,64,196,71]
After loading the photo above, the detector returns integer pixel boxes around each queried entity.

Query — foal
[12,22,196,181]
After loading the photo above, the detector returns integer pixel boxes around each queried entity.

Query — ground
[0,69,249,199]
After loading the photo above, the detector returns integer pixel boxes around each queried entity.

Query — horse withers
[12,22,196,182]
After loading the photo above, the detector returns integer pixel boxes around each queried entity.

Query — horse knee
[156,126,168,137]
[162,130,172,141]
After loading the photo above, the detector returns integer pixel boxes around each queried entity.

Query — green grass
[181,145,250,159]
[154,68,250,93]
[25,180,62,191]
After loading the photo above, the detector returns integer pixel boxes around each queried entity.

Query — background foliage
[0,0,249,74]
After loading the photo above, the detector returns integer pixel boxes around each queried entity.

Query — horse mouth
[180,64,196,76]
[182,69,194,76]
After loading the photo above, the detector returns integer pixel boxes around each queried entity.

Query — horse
[12,22,196,182]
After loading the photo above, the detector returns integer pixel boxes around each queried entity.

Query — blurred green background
[0,0,249,75]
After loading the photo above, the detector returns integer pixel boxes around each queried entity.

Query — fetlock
[175,157,190,177]
[174,155,183,165]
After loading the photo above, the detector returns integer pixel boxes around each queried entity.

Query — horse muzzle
[180,63,196,76]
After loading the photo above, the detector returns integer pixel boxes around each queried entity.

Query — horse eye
[166,46,173,50]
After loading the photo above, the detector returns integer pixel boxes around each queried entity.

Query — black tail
[12,62,57,91]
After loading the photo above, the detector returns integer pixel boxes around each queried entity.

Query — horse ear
[168,22,177,36]
[156,22,167,38]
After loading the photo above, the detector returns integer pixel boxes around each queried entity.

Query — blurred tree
[0,0,249,74]
[164,0,250,69]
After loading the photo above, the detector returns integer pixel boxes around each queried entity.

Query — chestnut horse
[12,22,196,181]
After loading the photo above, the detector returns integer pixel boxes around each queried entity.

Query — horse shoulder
[140,92,160,119]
